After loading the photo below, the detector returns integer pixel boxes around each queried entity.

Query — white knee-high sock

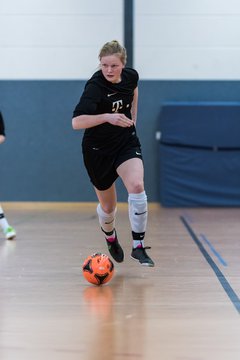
[0,205,10,231]
[96,204,116,234]
[128,191,148,247]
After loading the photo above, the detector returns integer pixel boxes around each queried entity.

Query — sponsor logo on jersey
[112,100,123,113]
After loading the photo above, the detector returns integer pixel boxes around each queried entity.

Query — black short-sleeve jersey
[0,112,5,136]
[73,68,139,149]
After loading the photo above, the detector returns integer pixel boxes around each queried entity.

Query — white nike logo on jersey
[136,151,141,155]
[107,92,117,97]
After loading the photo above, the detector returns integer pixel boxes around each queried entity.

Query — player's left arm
[131,86,138,125]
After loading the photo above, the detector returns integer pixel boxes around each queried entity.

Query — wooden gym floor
[1,202,240,360]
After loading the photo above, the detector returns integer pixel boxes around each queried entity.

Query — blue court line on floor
[181,212,194,224]
[180,215,240,315]
[199,233,228,267]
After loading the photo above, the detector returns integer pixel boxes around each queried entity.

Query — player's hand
[105,113,134,127]
[0,135,5,144]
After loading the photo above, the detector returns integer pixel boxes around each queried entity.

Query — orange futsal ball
[82,253,114,286]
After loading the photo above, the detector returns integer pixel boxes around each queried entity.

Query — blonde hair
[98,40,127,65]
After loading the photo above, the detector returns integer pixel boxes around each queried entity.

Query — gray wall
[1,80,240,202]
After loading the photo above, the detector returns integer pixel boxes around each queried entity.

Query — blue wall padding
[159,103,240,206]
[160,103,240,148]
[2,81,240,202]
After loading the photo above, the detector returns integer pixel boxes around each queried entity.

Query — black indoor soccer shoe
[131,246,155,267]
[106,236,124,263]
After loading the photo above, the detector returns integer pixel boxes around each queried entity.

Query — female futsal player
[0,112,16,240]
[72,40,154,266]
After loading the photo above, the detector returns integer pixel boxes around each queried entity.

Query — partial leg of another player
[0,204,16,240]
[95,185,124,263]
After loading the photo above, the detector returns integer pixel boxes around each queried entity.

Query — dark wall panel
[1,80,240,202]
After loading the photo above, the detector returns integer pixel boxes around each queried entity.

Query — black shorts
[82,137,143,191]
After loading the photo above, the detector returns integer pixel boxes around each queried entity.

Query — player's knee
[128,180,144,194]
[100,204,116,214]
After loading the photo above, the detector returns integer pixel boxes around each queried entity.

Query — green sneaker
[4,226,16,240]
